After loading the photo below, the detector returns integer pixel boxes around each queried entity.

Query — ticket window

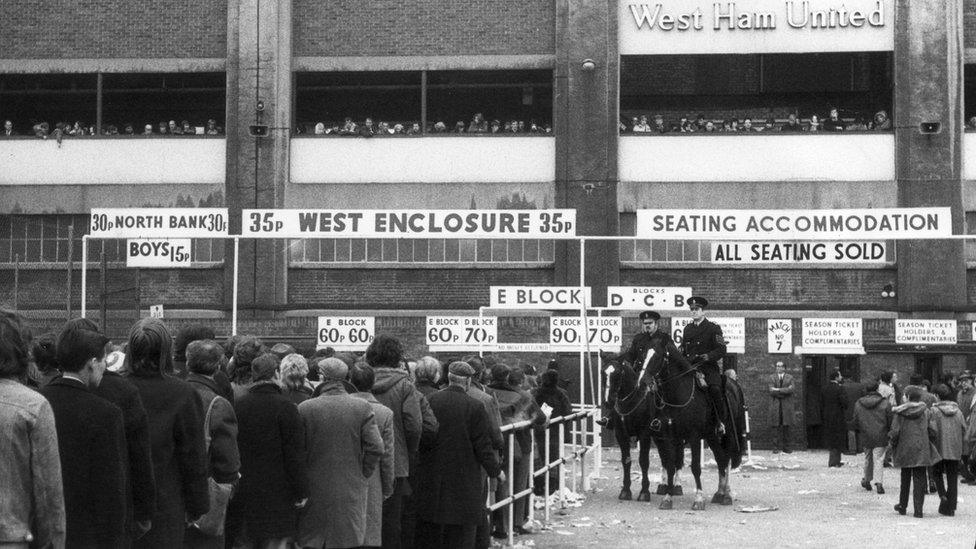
[914,355,943,386]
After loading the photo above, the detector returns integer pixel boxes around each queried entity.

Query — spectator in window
[873,110,892,131]
[720,120,731,132]
[393,124,404,134]
[807,114,821,132]
[123,124,135,135]
[206,119,220,135]
[314,122,326,135]
[741,118,756,132]
[517,121,526,133]
[33,122,50,138]
[502,121,513,133]
[157,122,168,135]
[678,116,693,132]
[487,120,499,134]
[432,121,447,133]
[181,120,194,135]
[143,124,153,135]
[68,121,85,136]
[168,120,182,135]
[967,116,976,131]
[703,121,716,133]
[824,108,845,131]
[407,123,422,136]
[847,116,869,131]
[729,118,740,132]
[378,121,393,135]
[695,114,707,132]
[650,114,666,133]
[780,113,802,132]
[761,118,776,132]
[454,121,466,133]
[632,115,651,133]
[340,117,357,135]
[468,113,488,133]
[543,124,551,133]
[360,118,376,137]
[2,119,14,136]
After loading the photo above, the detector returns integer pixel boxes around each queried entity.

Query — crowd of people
[1,119,224,138]
[817,368,975,519]
[295,113,552,136]
[0,310,573,549]
[620,108,893,134]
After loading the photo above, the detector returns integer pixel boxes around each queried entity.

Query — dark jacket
[821,381,848,449]
[768,373,796,427]
[42,377,128,548]
[849,392,892,448]
[890,401,940,468]
[235,381,308,541]
[467,382,505,451]
[416,380,439,398]
[617,330,674,373]
[372,367,423,478]
[93,371,157,527]
[929,400,967,461]
[186,373,241,484]
[282,385,313,405]
[488,382,546,457]
[128,371,210,548]
[680,319,726,373]
[418,386,501,525]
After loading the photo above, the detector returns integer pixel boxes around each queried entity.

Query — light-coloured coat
[298,382,384,549]
[351,391,396,548]
[768,373,795,427]
[929,400,968,461]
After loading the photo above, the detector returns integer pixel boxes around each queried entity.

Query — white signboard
[710,241,887,264]
[90,208,229,238]
[800,318,863,354]
[767,319,793,354]
[316,317,375,351]
[672,317,746,354]
[426,316,498,350]
[242,209,577,239]
[126,239,193,267]
[895,319,956,345]
[149,304,164,319]
[490,286,591,310]
[607,286,692,310]
[549,317,623,351]
[619,0,894,55]
[636,208,951,240]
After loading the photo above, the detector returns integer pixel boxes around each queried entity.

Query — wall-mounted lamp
[580,59,596,72]
[881,283,896,298]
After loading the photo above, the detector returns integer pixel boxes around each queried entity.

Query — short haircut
[414,356,441,384]
[174,325,216,362]
[223,334,244,359]
[279,353,309,390]
[270,343,297,361]
[233,336,264,370]
[57,327,109,373]
[879,371,893,384]
[127,318,173,374]
[508,368,526,388]
[350,363,376,392]
[0,309,32,378]
[251,353,280,382]
[448,373,471,386]
[186,340,223,376]
[32,332,60,374]
[932,384,952,401]
[313,347,334,359]
[365,334,404,369]
[540,369,560,389]
[905,386,922,402]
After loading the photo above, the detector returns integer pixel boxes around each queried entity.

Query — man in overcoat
[299,358,385,549]
[850,380,892,494]
[350,363,397,548]
[768,361,795,453]
[822,369,849,467]
[42,327,128,549]
[460,355,503,549]
[416,361,502,549]
[679,296,728,432]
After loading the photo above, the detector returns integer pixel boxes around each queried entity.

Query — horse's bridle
[613,382,650,418]
[652,361,698,409]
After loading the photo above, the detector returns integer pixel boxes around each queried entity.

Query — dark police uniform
[680,299,728,426]
[617,330,675,374]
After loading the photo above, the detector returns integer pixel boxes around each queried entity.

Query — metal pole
[578,238,585,407]
[558,422,566,507]
[744,409,753,464]
[81,235,88,317]
[100,250,107,332]
[13,254,19,310]
[544,424,551,522]
[581,415,589,491]
[528,428,535,524]
[66,225,73,320]
[571,419,578,494]
[232,237,240,335]
[507,431,515,547]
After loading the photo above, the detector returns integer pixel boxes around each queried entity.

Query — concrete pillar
[224,0,292,313]
[554,0,620,306]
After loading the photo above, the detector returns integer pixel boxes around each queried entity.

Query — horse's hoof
[637,490,651,502]
[618,489,632,501]
[672,486,684,496]
[711,492,733,505]
[655,484,669,495]
[692,499,706,511]
[659,498,673,510]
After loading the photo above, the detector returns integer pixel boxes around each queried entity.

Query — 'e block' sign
[490,286,591,310]
[317,317,375,351]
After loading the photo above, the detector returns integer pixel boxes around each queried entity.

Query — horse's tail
[722,385,748,469]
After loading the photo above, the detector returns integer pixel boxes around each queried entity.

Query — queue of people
[0,309,571,549]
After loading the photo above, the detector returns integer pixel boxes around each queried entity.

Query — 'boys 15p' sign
[619,0,894,55]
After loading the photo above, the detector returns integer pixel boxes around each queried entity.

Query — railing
[487,407,600,548]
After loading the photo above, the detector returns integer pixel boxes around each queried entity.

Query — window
[0,74,97,135]
[0,215,223,265]
[102,73,226,135]
[288,238,554,265]
[294,70,553,135]
[619,52,892,133]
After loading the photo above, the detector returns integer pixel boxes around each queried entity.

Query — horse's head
[605,359,638,401]
[641,335,692,386]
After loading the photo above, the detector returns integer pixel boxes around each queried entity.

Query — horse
[641,339,743,511]
[604,360,683,501]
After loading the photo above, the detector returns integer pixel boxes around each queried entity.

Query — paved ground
[520,447,974,549]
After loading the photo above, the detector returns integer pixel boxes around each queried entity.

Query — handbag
[190,396,235,537]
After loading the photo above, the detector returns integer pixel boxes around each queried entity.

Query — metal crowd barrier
[486,408,599,548]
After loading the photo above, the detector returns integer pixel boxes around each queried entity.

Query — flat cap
[448,361,475,378]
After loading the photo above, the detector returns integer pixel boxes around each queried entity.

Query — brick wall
[294,0,555,57]
[288,267,554,309]
[0,1,226,59]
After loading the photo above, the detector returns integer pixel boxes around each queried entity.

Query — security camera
[919,122,941,134]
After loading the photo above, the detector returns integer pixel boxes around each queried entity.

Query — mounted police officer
[680,296,728,434]
[617,310,675,375]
